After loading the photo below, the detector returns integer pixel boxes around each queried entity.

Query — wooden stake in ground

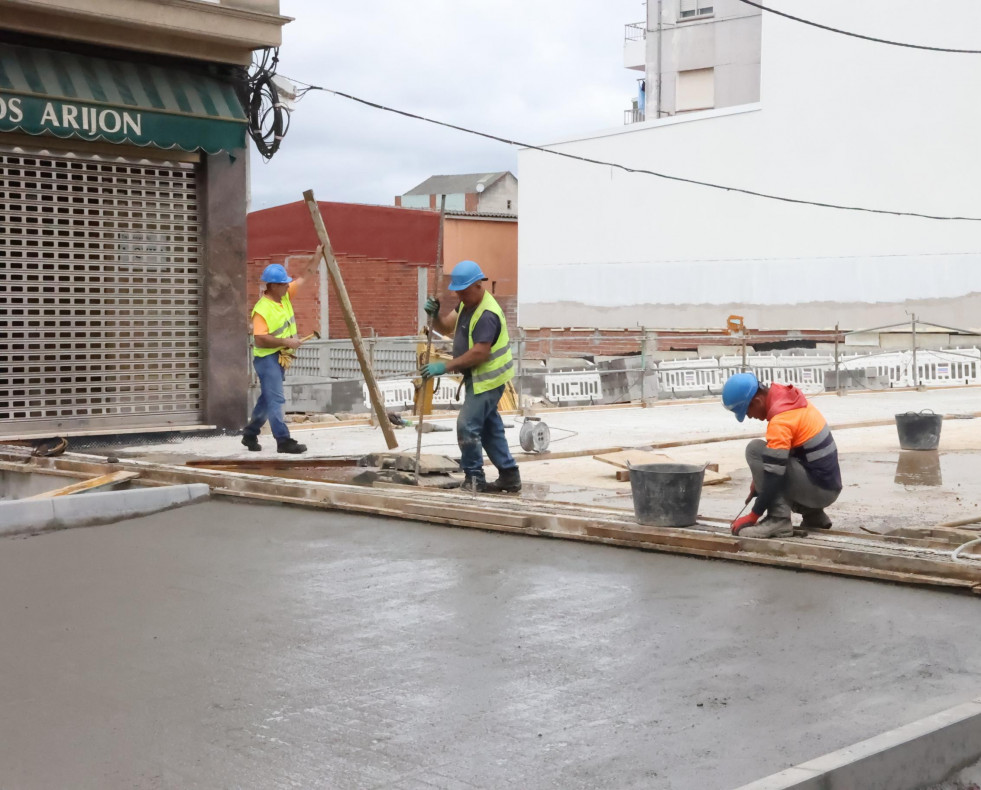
[415,195,446,482]
[303,190,398,450]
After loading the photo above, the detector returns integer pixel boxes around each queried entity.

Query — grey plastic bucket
[629,463,705,527]
[895,410,943,451]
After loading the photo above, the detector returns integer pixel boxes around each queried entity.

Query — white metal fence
[278,336,981,408]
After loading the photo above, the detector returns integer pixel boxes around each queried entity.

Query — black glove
[424,296,440,317]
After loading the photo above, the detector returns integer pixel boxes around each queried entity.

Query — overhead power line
[287,81,981,222]
[735,0,981,54]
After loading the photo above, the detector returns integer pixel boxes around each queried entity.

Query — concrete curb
[734,696,981,790]
[0,484,211,536]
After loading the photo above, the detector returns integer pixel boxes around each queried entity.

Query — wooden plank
[303,189,399,450]
[6,449,981,594]
[185,458,360,470]
[593,450,730,485]
[23,470,139,499]
[217,483,980,594]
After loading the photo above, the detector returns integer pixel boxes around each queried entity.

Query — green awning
[0,42,247,154]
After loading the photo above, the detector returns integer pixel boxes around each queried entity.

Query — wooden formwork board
[2,449,980,595]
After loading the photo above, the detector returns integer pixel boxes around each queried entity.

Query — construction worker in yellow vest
[421,260,521,493]
[242,260,318,454]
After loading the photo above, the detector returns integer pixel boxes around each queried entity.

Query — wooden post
[640,326,648,405]
[911,313,919,389]
[516,327,526,414]
[834,322,842,396]
[414,195,446,480]
[303,190,398,449]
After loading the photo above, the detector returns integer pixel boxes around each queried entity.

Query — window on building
[506,200,512,210]
[676,67,715,112]
[679,0,713,19]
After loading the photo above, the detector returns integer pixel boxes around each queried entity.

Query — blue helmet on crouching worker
[260,263,292,284]
[448,260,487,291]
[722,372,760,423]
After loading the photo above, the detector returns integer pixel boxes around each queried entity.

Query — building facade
[520,0,981,332]
[624,0,762,122]
[247,200,440,339]
[0,0,288,438]
[442,212,518,328]
[247,200,519,337]
[397,172,518,216]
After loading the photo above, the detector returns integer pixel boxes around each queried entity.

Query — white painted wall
[402,193,466,211]
[519,0,981,331]
[479,173,519,214]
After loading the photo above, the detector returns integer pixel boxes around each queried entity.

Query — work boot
[241,434,261,452]
[461,474,488,492]
[277,438,307,454]
[737,516,793,539]
[484,466,521,494]
[800,509,833,530]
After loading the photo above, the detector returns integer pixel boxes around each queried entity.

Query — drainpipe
[655,0,663,118]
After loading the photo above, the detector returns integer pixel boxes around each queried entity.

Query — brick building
[247,201,440,339]
[247,200,519,339]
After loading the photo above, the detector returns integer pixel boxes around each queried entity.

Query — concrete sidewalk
[117,386,981,462]
[1,499,979,789]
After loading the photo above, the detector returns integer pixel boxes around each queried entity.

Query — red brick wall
[248,252,426,339]
[247,200,441,339]
[248,201,440,264]
[518,328,841,358]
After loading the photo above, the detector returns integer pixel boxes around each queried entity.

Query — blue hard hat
[447,260,487,291]
[260,263,292,284]
[722,372,760,422]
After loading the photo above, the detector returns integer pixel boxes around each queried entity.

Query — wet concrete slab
[519,421,981,532]
[1,499,979,789]
[694,449,981,534]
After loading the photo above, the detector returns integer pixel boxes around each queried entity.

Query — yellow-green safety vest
[455,291,514,394]
[251,292,297,358]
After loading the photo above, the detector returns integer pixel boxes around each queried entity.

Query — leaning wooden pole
[414,195,446,481]
[303,190,398,450]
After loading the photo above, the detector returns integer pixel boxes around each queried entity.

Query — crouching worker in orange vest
[722,373,842,538]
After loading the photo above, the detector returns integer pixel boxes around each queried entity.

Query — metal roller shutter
[0,143,204,436]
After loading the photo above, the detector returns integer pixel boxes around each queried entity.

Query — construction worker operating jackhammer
[420,259,521,493]
[722,372,842,538]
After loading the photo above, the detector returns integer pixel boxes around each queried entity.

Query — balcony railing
[624,21,646,42]
[624,108,645,125]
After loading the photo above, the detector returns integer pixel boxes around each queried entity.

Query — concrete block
[734,767,822,789]
[734,698,981,790]
[284,379,370,414]
[0,484,211,536]
[0,497,57,528]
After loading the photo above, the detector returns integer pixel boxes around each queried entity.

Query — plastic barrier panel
[545,370,603,402]
[657,358,723,395]
[363,380,416,410]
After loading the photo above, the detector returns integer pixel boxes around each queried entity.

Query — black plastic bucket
[895,410,943,451]
[629,463,705,527]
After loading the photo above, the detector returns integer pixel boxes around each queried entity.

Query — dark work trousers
[244,353,290,442]
[456,382,517,481]
[746,439,839,519]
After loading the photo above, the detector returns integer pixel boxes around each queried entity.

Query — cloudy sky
[248,0,647,209]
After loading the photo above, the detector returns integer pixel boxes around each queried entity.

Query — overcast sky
[248,0,647,210]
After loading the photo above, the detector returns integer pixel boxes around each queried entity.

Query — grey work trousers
[746,439,840,519]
